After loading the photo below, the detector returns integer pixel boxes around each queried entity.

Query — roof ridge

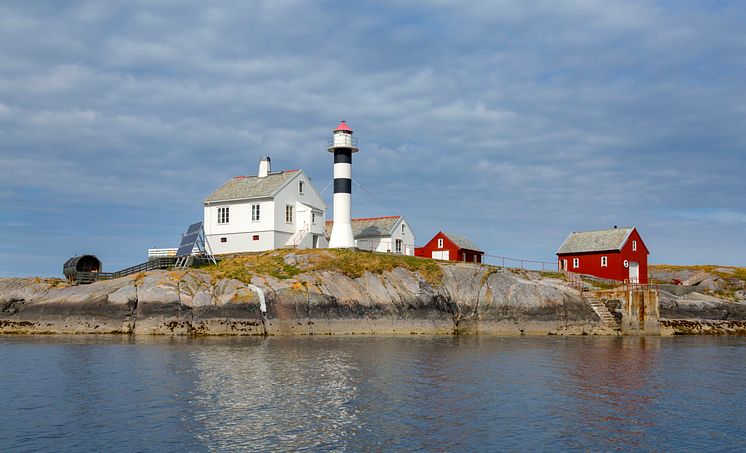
[570,226,634,234]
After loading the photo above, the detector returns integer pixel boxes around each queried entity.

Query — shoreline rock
[2,257,743,337]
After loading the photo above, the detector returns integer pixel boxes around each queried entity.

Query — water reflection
[1,335,745,451]
[551,337,663,450]
[188,338,362,451]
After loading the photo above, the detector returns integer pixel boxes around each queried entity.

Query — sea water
[1,335,745,451]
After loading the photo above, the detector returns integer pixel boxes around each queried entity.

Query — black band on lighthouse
[334,149,352,164]
[334,178,352,194]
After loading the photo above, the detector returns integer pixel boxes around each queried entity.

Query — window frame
[251,204,260,222]
[312,212,316,224]
[601,256,608,267]
[217,207,230,224]
[298,180,304,194]
[395,239,403,253]
[632,240,637,252]
[573,258,579,269]
[437,238,444,248]
[285,205,294,224]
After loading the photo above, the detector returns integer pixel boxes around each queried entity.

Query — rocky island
[1,250,744,336]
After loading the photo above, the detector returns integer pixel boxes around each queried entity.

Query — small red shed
[556,227,650,284]
[415,232,484,263]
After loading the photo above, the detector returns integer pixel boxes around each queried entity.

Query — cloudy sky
[1,0,745,277]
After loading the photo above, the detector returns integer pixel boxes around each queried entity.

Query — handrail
[75,257,177,284]
[483,253,557,272]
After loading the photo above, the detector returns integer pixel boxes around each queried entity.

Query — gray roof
[443,232,481,251]
[204,171,298,203]
[556,227,634,255]
[325,216,401,238]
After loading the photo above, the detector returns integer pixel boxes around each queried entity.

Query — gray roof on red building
[556,227,634,255]
[443,232,482,251]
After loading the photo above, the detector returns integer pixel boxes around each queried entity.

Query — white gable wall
[354,217,416,255]
[203,170,328,254]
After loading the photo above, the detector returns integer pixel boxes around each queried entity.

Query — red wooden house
[556,227,650,284]
[415,232,484,263]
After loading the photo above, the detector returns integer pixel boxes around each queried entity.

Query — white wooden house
[203,157,328,254]
[325,215,416,255]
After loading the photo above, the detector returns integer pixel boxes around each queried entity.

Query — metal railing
[75,257,178,284]
[483,253,557,272]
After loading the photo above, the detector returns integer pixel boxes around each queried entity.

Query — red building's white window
[437,238,444,248]
[632,240,637,252]
[573,258,579,268]
[601,256,608,267]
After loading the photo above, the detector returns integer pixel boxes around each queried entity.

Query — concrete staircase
[586,296,620,330]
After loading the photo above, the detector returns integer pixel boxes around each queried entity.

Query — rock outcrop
[0,261,609,336]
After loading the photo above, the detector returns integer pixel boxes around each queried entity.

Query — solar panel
[179,232,199,247]
[176,244,194,257]
[185,222,202,235]
[175,224,203,258]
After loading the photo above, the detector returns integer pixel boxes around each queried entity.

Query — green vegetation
[199,249,444,286]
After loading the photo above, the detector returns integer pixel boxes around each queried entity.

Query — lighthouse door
[628,261,639,283]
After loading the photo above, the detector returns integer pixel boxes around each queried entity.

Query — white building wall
[202,170,327,254]
[353,217,416,256]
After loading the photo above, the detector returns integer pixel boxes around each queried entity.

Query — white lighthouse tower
[327,121,358,248]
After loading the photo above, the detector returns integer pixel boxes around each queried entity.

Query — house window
[298,180,304,194]
[632,240,637,252]
[437,238,444,248]
[601,256,608,267]
[395,239,403,253]
[573,258,579,269]
[220,237,227,243]
[253,235,259,241]
[312,212,316,224]
[285,205,293,223]
[251,204,260,222]
[401,224,406,234]
[217,207,229,224]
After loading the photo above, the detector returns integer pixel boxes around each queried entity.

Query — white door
[629,261,639,283]
[432,251,450,260]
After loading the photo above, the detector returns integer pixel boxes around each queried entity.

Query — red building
[556,227,650,284]
[415,232,484,263]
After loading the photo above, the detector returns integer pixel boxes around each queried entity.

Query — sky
[1,0,745,277]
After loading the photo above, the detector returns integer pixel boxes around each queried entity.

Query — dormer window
[298,180,304,194]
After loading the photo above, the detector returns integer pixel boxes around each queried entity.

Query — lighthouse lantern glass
[333,131,353,148]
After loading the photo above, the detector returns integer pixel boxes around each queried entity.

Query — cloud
[0,0,745,276]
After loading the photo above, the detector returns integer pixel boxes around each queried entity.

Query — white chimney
[258,156,271,178]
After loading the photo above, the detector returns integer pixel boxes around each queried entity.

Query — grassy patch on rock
[199,249,444,286]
